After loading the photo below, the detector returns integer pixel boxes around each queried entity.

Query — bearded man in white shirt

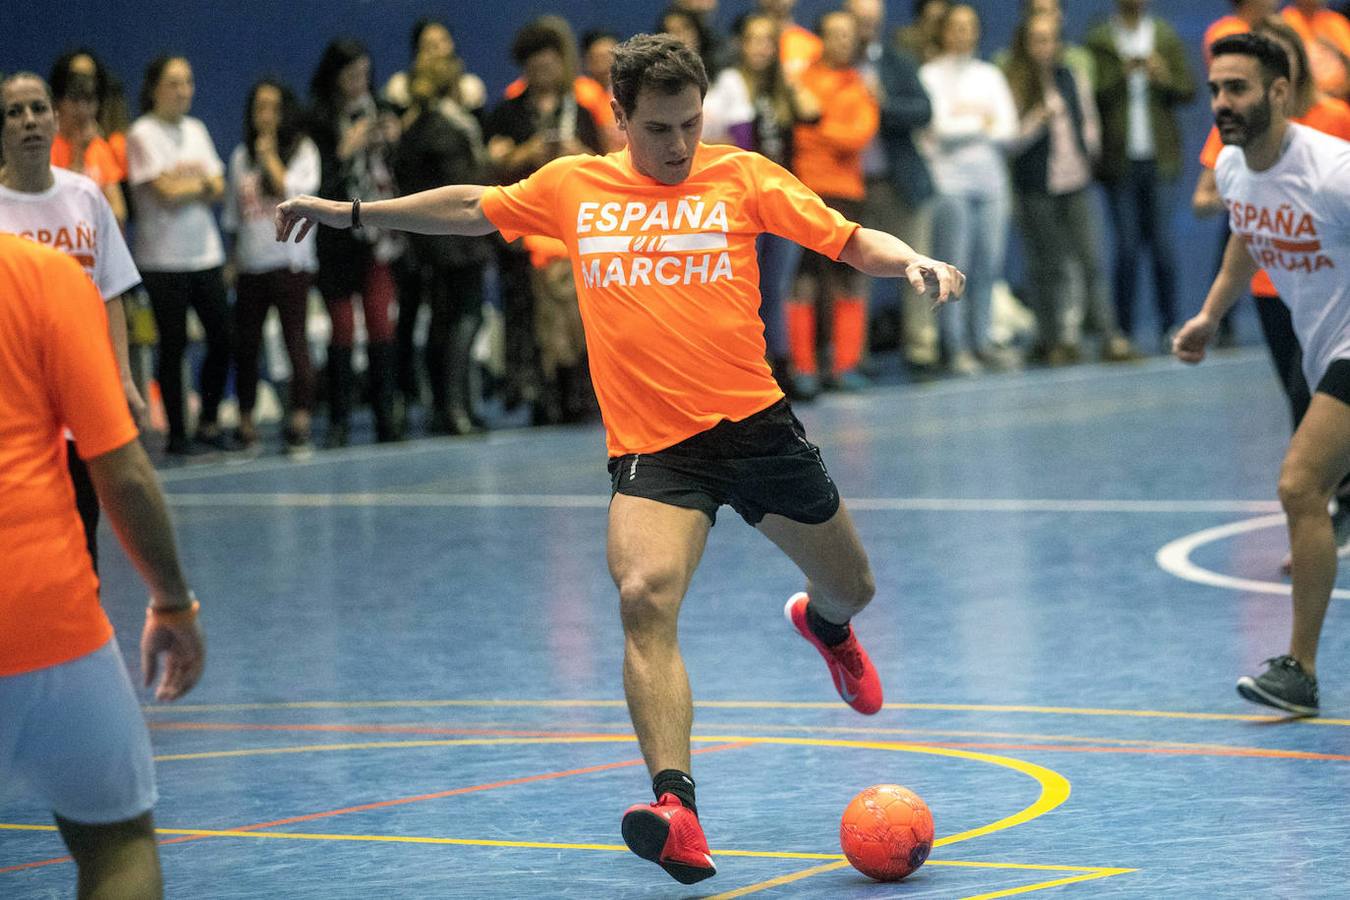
[1174,32,1350,717]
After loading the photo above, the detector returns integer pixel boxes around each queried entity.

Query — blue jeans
[930,190,1009,358]
[1103,160,1179,338]
[757,233,803,361]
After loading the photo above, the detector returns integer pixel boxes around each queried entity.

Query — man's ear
[611,97,626,131]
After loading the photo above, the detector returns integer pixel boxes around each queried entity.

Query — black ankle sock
[805,603,851,647]
[652,769,697,816]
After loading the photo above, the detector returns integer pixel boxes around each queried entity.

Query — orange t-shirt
[51,133,126,187]
[1199,96,1350,296]
[1283,7,1350,98]
[481,143,860,456]
[0,235,138,676]
[793,63,880,201]
[1203,16,1252,65]
[780,24,823,85]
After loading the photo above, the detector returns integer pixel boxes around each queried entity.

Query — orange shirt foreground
[481,143,859,456]
[1199,96,1350,296]
[0,235,138,675]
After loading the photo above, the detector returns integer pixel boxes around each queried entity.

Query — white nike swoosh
[835,668,858,703]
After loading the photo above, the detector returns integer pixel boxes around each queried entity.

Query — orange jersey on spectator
[1283,6,1350,98]
[480,144,859,456]
[780,24,823,84]
[792,63,880,201]
[1199,96,1350,295]
[0,235,138,676]
[1202,15,1252,64]
[51,133,126,187]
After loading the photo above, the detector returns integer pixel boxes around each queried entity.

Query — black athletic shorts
[1316,358,1350,406]
[607,399,840,526]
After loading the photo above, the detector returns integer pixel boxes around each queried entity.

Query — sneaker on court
[620,793,716,885]
[1236,655,1319,717]
[784,592,883,715]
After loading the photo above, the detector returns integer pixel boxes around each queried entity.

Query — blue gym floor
[5,348,1350,898]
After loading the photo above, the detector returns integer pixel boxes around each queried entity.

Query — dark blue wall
[7,0,1234,332]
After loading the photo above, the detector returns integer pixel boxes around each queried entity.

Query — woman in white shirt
[919,5,1018,375]
[1004,13,1136,365]
[223,79,320,456]
[126,55,232,455]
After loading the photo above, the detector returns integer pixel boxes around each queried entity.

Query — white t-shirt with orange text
[1216,124,1350,388]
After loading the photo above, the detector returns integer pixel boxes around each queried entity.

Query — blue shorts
[0,638,157,824]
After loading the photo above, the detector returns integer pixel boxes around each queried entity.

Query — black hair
[409,17,452,59]
[244,78,305,166]
[309,38,371,117]
[138,55,189,114]
[610,32,708,117]
[581,29,620,55]
[511,22,567,67]
[1210,32,1291,86]
[49,49,106,102]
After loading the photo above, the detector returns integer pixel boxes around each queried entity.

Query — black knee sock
[806,602,851,646]
[652,769,698,816]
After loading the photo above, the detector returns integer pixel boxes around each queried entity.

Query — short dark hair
[610,32,708,117]
[511,22,567,67]
[1209,32,1291,85]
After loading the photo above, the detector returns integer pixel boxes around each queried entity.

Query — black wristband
[351,198,362,229]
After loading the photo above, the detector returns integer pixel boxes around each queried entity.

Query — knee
[1278,465,1330,517]
[829,567,875,614]
[616,570,682,633]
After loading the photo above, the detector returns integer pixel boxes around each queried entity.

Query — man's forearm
[362,185,495,236]
[1200,232,1260,320]
[87,441,192,607]
[838,227,923,278]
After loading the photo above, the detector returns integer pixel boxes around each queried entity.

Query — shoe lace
[831,636,865,678]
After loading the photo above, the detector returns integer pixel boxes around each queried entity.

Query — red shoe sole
[621,807,716,885]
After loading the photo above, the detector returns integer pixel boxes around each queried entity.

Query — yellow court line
[143,697,1349,725]
[961,868,1133,899]
[707,861,854,898]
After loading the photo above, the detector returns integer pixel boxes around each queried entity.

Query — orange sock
[833,297,866,375]
[787,301,818,376]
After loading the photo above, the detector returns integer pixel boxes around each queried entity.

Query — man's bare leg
[55,810,162,900]
[607,494,710,776]
[757,501,876,623]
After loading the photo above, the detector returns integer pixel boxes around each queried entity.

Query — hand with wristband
[142,592,206,701]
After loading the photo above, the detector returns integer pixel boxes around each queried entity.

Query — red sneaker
[784,591,883,714]
[621,793,717,884]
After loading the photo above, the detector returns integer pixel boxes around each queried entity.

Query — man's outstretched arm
[838,227,967,305]
[275,184,496,243]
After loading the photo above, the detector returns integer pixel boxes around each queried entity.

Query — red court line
[0,740,752,875]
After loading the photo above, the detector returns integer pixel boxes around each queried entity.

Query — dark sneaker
[621,793,716,885]
[1236,656,1319,716]
[784,592,883,715]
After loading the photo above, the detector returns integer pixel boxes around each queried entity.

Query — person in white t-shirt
[0,71,145,569]
[223,79,320,456]
[127,55,233,457]
[1174,32,1350,717]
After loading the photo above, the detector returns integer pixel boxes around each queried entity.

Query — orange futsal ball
[839,784,934,882]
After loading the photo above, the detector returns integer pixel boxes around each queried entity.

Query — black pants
[66,440,99,574]
[1254,294,1310,432]
[142,268,232,441]
[1104,161,1180,337]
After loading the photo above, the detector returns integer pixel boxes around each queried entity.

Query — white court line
[1155,513,1350,599]
[162,493,1282,513]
